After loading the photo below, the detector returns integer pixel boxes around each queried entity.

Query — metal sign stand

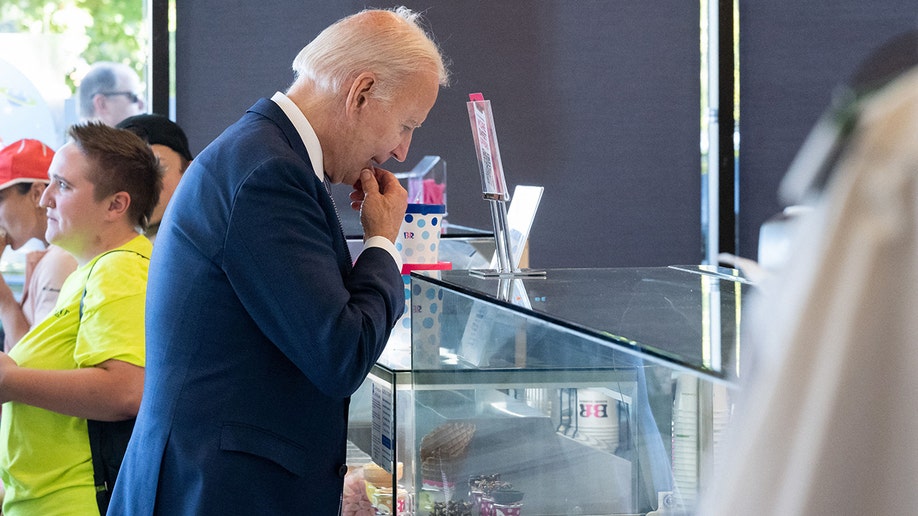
[467,93,545,278]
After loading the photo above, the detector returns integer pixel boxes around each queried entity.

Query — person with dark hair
[0,140,77,351]
[116,114,194,241]
[0,122,162,515]
[110,6,449,514]
[78,62,146,126]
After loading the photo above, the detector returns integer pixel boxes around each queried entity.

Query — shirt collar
[270,91,324,183]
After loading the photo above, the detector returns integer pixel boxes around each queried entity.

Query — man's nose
[391,137,411,163]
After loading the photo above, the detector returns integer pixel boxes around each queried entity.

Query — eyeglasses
[98,91,142,104]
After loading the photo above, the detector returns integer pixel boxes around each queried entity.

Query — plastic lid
[491,489,524,504]
[401,262,452,275]
[405,203,446,215]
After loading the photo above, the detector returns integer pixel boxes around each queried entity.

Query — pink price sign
[467,93,509,201]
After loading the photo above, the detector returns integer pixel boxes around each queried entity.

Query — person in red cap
[0,140,77,351]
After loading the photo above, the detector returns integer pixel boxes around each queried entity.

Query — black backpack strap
[79,249,150,319]
[88,418,136,514]
[79,248,149,514]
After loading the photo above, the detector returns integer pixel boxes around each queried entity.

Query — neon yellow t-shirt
[0,235,151,516]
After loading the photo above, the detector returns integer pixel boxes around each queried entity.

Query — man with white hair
[110,6,450,514]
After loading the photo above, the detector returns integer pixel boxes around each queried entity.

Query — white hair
[291,7,450,102]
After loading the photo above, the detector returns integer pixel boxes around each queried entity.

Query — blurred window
[0,0,149,275]
[0,0,149,149]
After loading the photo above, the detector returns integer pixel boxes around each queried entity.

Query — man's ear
[345,72,376,116]
[29,182,46,206]
[92,93,107,117]
[107,191,132,221]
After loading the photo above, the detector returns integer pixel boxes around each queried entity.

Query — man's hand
[355,167,407,243]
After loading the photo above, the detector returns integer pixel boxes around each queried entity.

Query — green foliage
[0,0,145,93]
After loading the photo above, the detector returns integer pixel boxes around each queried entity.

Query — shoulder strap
[78,247,149,514]
[88,418,135,514]
[79,249,150,319]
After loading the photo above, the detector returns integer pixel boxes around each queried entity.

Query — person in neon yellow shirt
[0,122,162,516]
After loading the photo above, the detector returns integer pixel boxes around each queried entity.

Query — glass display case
[346,266,750,516]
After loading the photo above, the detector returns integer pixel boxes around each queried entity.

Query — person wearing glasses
[0,122,161,516]
[109,6,448,514]
[77,62,146,127]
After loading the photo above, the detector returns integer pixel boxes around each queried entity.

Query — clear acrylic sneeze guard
[345,266,745,515]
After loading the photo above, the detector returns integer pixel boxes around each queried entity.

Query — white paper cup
[395,204,445,264]
[576,388,620,452]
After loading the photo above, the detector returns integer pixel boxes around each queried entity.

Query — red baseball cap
[0,139,54,191]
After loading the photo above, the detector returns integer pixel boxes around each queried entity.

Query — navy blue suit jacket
[109,98,403,514]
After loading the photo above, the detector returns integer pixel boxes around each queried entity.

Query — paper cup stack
[390,204,450,364]
[395,204,446,265]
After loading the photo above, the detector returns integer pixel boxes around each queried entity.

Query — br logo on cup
[575,388,620,453]
[395,204,445,264]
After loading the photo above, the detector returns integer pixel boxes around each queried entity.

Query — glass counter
[346,266,749,516]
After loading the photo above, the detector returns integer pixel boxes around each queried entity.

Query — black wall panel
[738,3,917,259]
[176,2,701,268]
